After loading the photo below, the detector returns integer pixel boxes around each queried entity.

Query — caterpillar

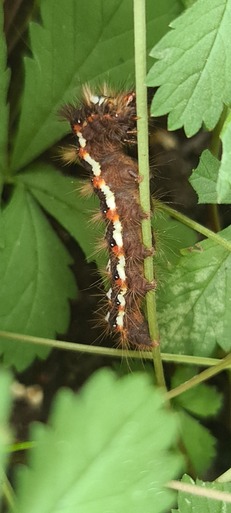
[61,84,156,350]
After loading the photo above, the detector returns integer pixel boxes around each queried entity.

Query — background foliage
[0,0,183,370]
[0,0,231,511]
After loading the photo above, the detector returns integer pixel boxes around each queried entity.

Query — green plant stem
[210,107,228,158]
[168,480,231,503]
[206,196,220,239]
[206,107,228,233]
[159,202,231,252]
[133,0,165,388]
[2,475,16,512]
[1,330,231,368]
[7,441,36,453]
[207,204,221,233]
[215,468,231,483]
[216,468,231,483]
[166,353,231,400]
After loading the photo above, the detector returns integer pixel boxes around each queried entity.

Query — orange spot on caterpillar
[72,123,81,133]
[103,113,113,120]
[125,92,136,105]
[118,306,125,313]
[115,325,124,333]
[87,115,97,123]
[79,147,88,159]
[112,245,124,257]
[106,209,119,222]
[115,278,126,288]
[92,176,105,189]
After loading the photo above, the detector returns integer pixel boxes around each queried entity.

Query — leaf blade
[174,474,231,512]
[147,0,231,137]
[189,150,220,204]
[15,370,183,513]
[11,0,182,172]
[0,5,10,177]
[16,164,104,266]
[217,113,231,202]
[0,370,12,472]
[178,411,217,475]
[172,366,223,418]
[157,226,231,356]
[0,185,77,370]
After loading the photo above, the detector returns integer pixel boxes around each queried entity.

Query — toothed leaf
[153,210,197,270]
[15,370,183,513]
[178,411,216,475]
[11,0,182,172]
[189,150,220,204]
[0,5,10,175]
[174,474,231,513]
[217,113,231,202]
[147,0,231,136]
[157,226,231,356]
[0,186,77,371]
[0,370,12,488]
[17,165,104,266]
[172,367,222,418]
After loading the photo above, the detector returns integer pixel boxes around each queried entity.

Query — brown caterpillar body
[61,85,155,349]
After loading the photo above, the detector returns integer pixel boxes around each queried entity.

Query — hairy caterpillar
[61,84,155,349]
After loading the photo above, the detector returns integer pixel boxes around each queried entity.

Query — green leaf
[0,208,5,248]
[0,5,10,177]
[146,0,183,66]
[217,113,231,202]
[178,411,216,475]
[153,209,197,271]
[0,370,12,473]
[11,0,182,172]
[190,115,231,205]
[15,370,182,513]
[172,366,223,417]
[190,127,231,204]
[172,368,220,476]
[147,0,231,137]
[174,474,231,512]
[157,225,231,356]
[216,467,231,483]
[0,185,77,371]
[189,150,220,204]
[180,0,197,7]
[16,164,104,266]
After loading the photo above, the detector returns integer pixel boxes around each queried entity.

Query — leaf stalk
[1,330,231,369]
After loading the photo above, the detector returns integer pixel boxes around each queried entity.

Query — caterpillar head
[82,83,136,117]
[60,84,137,145]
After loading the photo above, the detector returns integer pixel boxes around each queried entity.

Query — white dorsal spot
[105,312,110,322]
[118,255,125,267]
[100,183,116,210]
[106,288,112,300]
[117,293,126,307]
[90,94,106,106]
[116,262,126,282]
[116,310,125,327]
[113,229,123,248]
[83,153,101,176]
[76,131,86,148]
